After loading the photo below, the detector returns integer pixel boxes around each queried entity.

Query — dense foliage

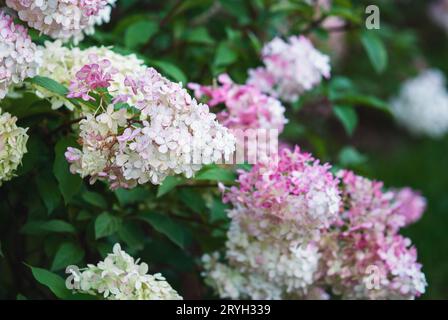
[1,0,448,300]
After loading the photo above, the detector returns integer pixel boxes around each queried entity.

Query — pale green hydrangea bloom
[0,109,29,186]
[66,243,182,300]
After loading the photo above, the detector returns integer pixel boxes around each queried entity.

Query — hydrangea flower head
[6,0,116,43]
[224,146,341,239]
[35,41,146,110]
[320,170,427,299]
[391,69,448,138]
[67,55,116,101]
[0,12,41,99]
[66,243,182,300]
[0,108,29,185]
[189,74,287,132]
[429,0,448,35]
[202,146,341,299]
[247,35,331,102]
[65,61,236,189]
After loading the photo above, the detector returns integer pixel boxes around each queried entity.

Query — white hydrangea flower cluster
[202,220,322,300]
[6,0,116,43]
[429,0,448,35]
[203,221,320,299]
[0,12,41,99]
[66,244,182,300]
[65,65,236,189]
[391,69,448,138]
[35,40,145,110]
[247,35,331,102]
[0,108,29,186]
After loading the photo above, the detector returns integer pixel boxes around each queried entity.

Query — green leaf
[28,76,68,96]
[95,212,122,239]
[51,242,85,271]
[179,189,206,213]
[30,266,71,299]
[333,105,358,136]
[139,212,187,249]
[115,187,149,206]
[196,165,236,183]
[328,76,355,101]
[82,190,107,209]
[35,170,62,215]
[361,31,388,74]
[29,266,94,300]
[118,222,145,251]
[336,94,390,112]
[148,60,187,84]
[157,176,185,198]
[338,146,367,167]
[125,20,158,49]
[214,42,237,67]
[210,198,229,223]
[22,220,76,235]
[184,27,215,44]
[53,138,82,204]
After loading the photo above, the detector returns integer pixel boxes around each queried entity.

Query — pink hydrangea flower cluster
[247,35,331,102]
[202,147,341,299]
[188,74,287,132]
[65,59,235,189]
[67,54,116,101]
[6,0,116,43]
[319,170,427,299]
[0,12,41,99]
[203,152,427,300]
[224,146,341,239]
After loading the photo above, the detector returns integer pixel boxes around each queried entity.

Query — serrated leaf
[36,170,62,215]
[115,187,149,206]
[139,212,187,249]
[361,31,388,74]
[53,138,82,204]
[179,189,206,213]
[157,176,185,198]
[338,146,367,167]
[118,222,145,251]
[148,60,187,84]
[196,166,236,182]
[29,76,68,96]
[95,212,121,239]
[29,266,71,299]
[333,105,358,136]
[82,191,107,209]
[184,27,214,44]
[210,198,229,223]
[29,266,94,300]
[21,220,76,235]
[51,242,85,271]
[214,42,237,67]
[125,20,158,49]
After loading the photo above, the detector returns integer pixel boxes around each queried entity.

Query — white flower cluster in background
[202,220,321,300]
[0,12,41,100]
[247,35,331,102]
[0,108,29,186]
[429,0,448,35]
[66,244,182,300]
[6,0,116,43]
[391,69,448,138]
[35,40,145,110]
